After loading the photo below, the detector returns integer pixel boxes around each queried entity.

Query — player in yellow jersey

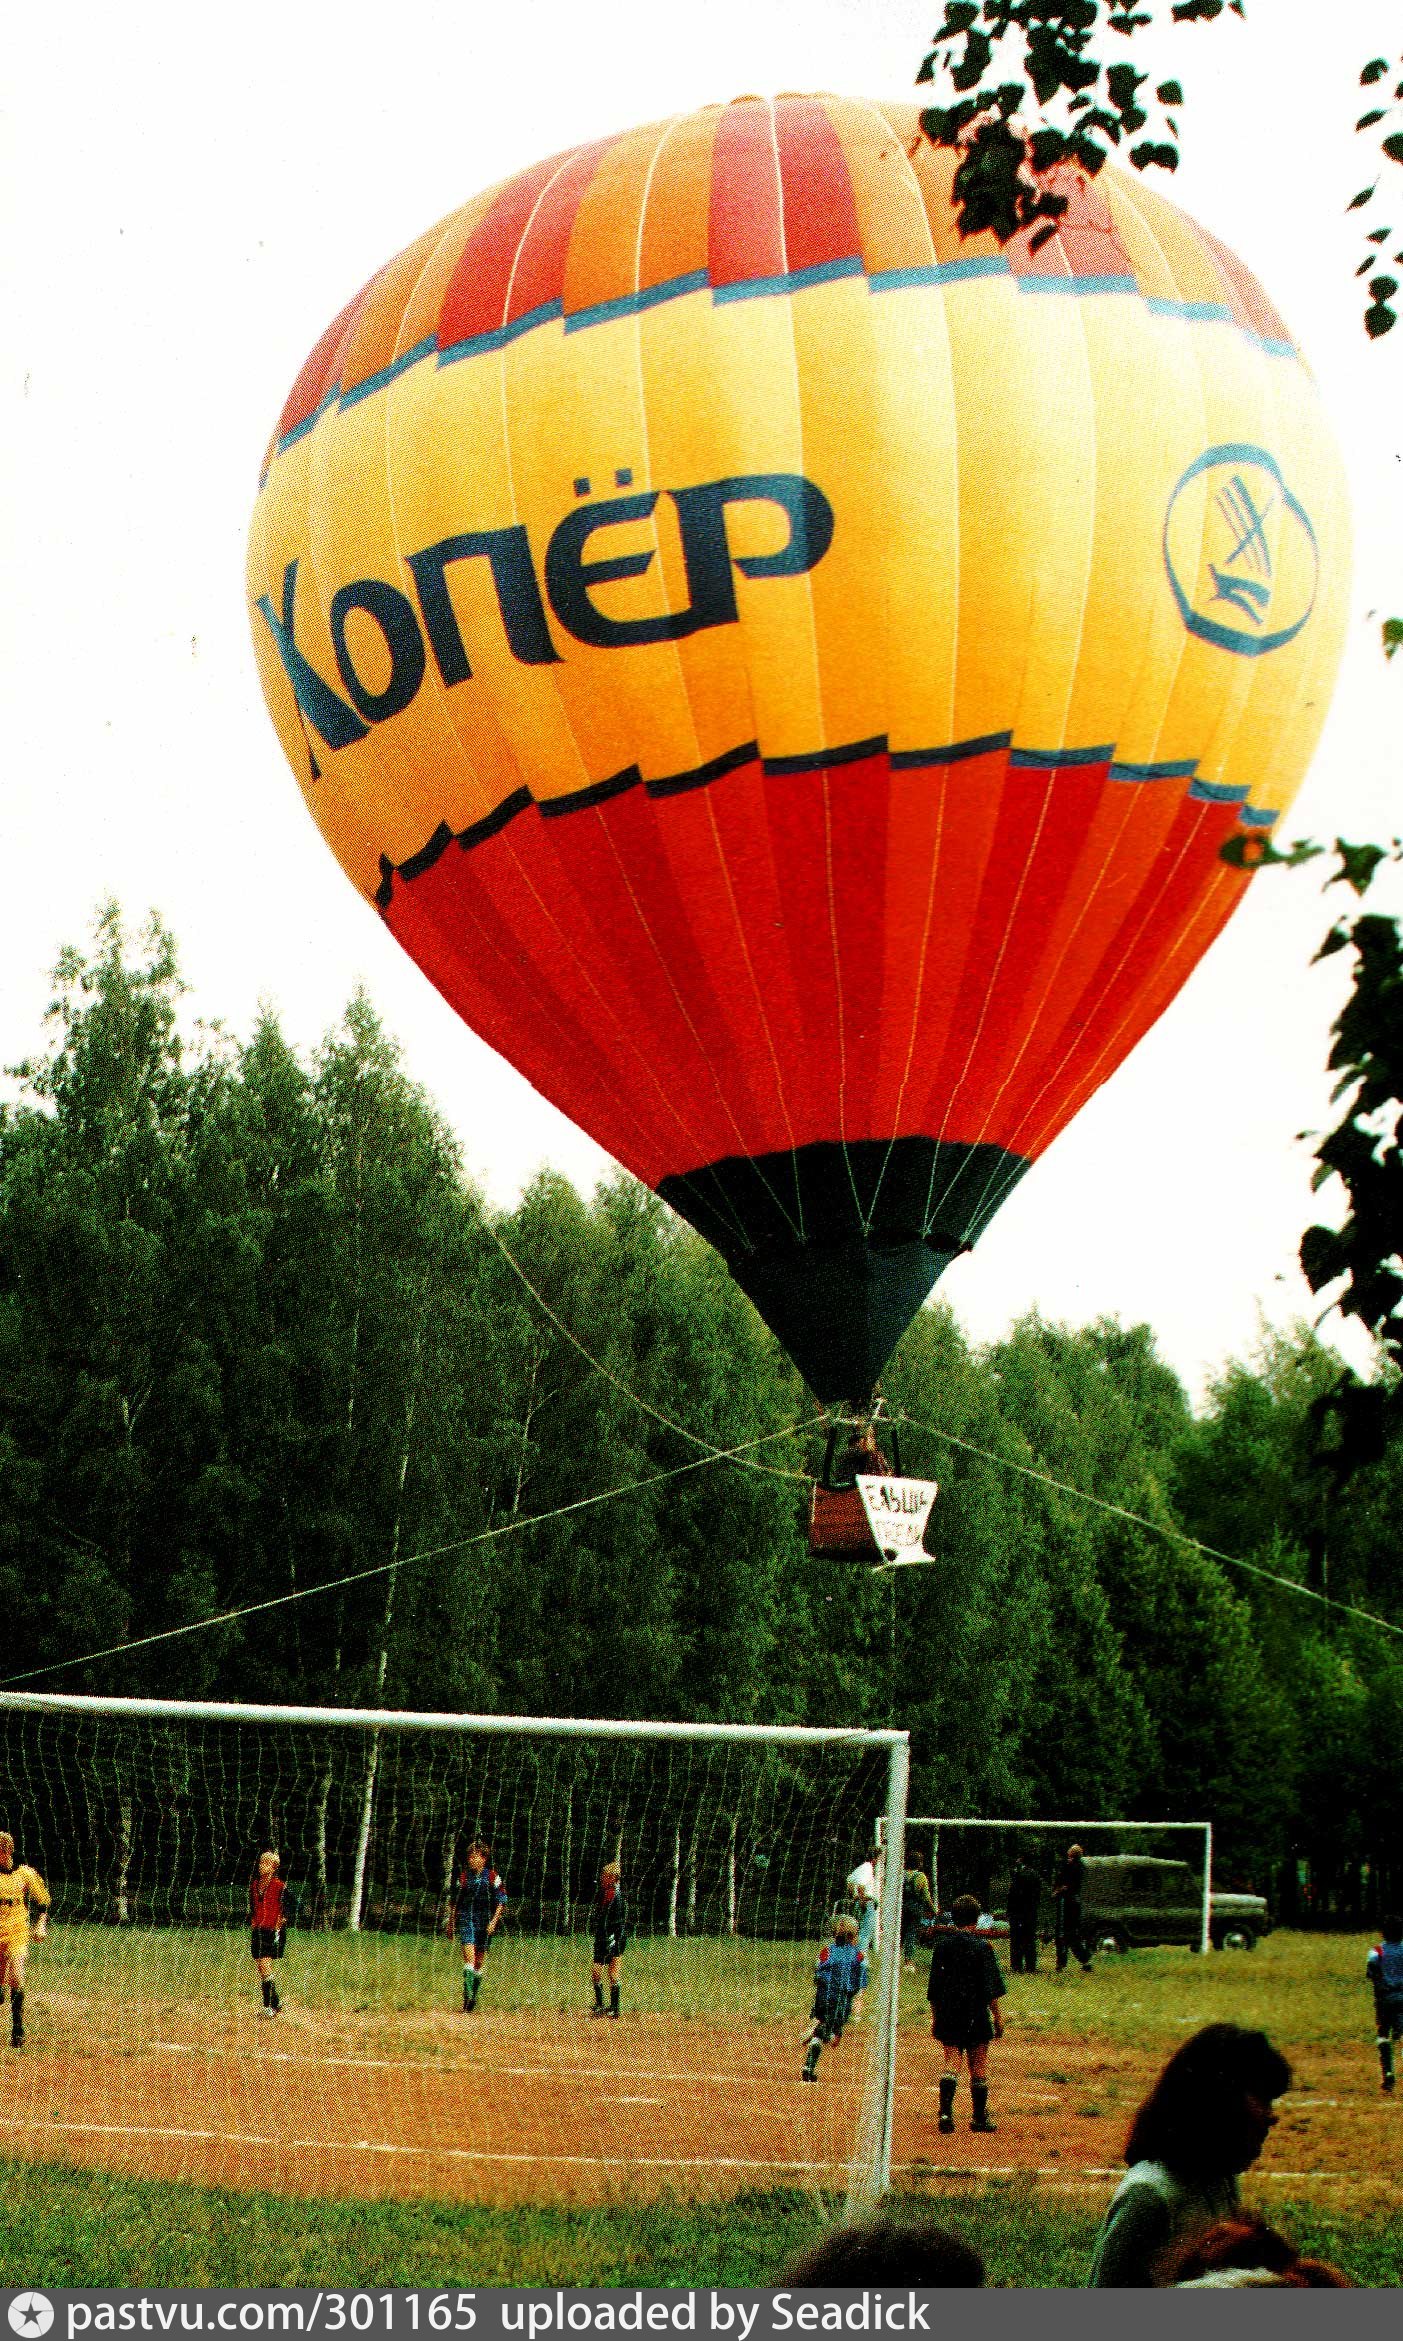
[0,1830,51,2050]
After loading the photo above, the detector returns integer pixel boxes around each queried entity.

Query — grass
[3,2168,1401,2290]
[946,1926,1373,2050]
[27,1915,1378,2042]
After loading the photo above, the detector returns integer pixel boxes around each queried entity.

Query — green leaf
[1358,110,1387,130]
[1348,186,1378,210]
[1383,133,1403,165]
[1382,617,1403,659]
[1028,126,1072,168]
[1335,840,1391,896]
[1156,81,1184,105]
[1360,57,1389,85]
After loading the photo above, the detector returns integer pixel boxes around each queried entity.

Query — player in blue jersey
[1367,1912,1403,2092]
[800,1913,867,2083]
[449,1839,506,2013]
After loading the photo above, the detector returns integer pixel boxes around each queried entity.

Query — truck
[1070,1855,1272,1953]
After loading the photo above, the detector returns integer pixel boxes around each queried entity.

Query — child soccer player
[800,1912,867,2083]
[449,1838,506,2013]
[589,1860,627,2018]
[248,1845,290,2016]
[927,1893,1006,2134]
[1367,1912,1403,2092]
[0,1829,50,2051]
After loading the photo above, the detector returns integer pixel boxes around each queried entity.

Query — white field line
[0,2115,836,2173]
[148,2040,1063,2103]
[0,2113,1371,2189]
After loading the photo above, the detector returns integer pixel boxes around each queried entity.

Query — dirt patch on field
[2,1997,1398,2210]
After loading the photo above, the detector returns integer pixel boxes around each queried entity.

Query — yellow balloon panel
[248,97,1351,1403]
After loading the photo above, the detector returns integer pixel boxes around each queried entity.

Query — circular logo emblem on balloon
[1163,444,1319,657]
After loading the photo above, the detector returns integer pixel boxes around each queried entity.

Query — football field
[2,1926,1399,2260]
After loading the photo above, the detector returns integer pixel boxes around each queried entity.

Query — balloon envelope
[249,97,1350,1403]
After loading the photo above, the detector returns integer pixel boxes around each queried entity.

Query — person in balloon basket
[0,1829,50,2050]
[1052,1842,1093,1973]
[589,1860,627,2019]
[449,1839,506,2013]
[1367,1912,1403,2092]
[248,1844,291,2016]
[928,1894,1006,2135]
[800,1914,867,2082]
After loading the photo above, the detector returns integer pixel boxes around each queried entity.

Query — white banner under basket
[855,1475,938,1560]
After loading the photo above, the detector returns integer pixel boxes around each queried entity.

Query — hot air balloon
[248,96,1350,1430]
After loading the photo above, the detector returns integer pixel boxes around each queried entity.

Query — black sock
[938,2074,956,2117]
[262,1979,274,2008]
[463,1970,472,2006]
[609,1984,621,2016]
[269,1983,281,2011]
[10,1989,24,2037]
[594,1981,604,2009]
[971,2080,990,2125]
[803,2042,821,2078]
[1381,2036,1396,2084]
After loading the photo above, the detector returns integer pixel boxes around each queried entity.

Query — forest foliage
[2,911,1401,1906]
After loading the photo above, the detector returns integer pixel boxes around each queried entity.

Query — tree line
[1,910,1399,1922]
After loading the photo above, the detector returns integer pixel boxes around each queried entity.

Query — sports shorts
[811,1992,853,2045]
[250,1927,285,1960]
[457,1919,492,1949]
[931,2011,993,2050]
[592,1934,625,1963]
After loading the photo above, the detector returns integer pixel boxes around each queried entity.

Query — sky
[5,0,1402,1406]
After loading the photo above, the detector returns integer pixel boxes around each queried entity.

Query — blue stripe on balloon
[339,337,440,409]
[713,255,868,304]
[868,257,1010,292]
[271,266,1302,467]
[563,270,711,333]
[374,732,1279,905]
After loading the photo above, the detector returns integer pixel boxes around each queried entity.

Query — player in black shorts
[927,1894,1006,2135]
[590,1861,627,2018]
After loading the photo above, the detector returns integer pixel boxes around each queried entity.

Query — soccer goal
[877,1816,1213,1956]
[0,1691,907,2212]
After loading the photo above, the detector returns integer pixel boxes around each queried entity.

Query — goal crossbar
[0,1690,905,1751]
[877,1815,1213,1957]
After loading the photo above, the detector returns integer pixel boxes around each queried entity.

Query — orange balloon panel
[248,97,1350,1402]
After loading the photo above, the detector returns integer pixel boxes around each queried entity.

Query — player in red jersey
[249,1846,290,2016]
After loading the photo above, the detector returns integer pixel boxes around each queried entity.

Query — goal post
[877,1815,1213,1957]
[0,1690,907,2210]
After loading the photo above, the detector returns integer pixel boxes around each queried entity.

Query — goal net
[883,1818,1213,1957]
[0,1692,907,2216]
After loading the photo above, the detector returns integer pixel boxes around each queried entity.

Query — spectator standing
[1006,1857,1043,1975]
[1052,1842,1093,1973]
